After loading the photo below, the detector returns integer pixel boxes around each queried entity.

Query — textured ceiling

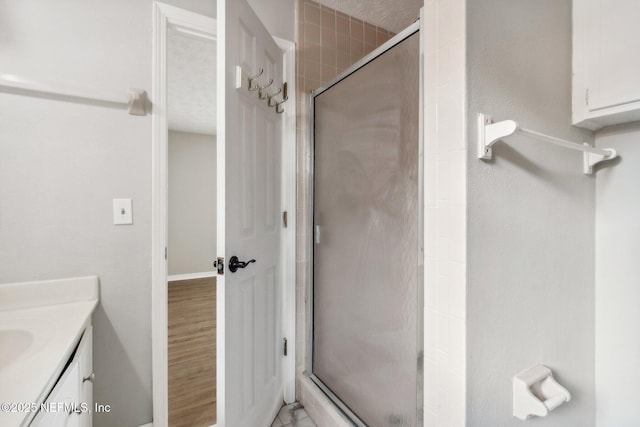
[168,29,216,135]
[314,0,422,33]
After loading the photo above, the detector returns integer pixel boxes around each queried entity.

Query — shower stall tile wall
[423,0,467,426]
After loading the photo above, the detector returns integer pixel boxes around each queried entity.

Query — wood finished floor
[168,277,216,427]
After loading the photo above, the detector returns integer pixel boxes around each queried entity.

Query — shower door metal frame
[306,14,424,427]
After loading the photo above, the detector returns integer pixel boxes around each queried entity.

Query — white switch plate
[113,199,133,225]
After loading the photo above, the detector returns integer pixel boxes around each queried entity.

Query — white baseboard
[167,271,217,282]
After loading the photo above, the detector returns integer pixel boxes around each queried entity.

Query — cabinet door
[76,327,93,427]
[586,0,640,111]
[30,362,80,427]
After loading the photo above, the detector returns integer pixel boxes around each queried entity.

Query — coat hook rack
[248,68,264,91]
[258,79,274,99]
[477,113,618,175]
[274,82,289,113]
[266,88,282,106]
[235,66,287,114]
[235,66,264,91]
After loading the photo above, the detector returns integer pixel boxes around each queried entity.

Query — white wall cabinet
[31,327,93,427]
[573,0,640,130]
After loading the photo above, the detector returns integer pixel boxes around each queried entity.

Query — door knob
[229,256,256,273]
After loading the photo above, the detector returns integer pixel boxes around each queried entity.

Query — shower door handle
[229,256,256,273]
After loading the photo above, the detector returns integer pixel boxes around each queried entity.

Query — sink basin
[0,318,52,371]
[0,329,34,367]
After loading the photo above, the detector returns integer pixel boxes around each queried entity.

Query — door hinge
[283,211,288,228]
[283,338,288,356]
[215,257,224,275]
[164,247,167,260]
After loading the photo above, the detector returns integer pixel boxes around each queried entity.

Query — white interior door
[217,1,284,426]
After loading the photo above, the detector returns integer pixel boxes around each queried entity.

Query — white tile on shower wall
[424,409,437,427]
[424,53,438,106]
[438,0,464,45]
[296,289,307,317]
[296,320,306,343]
[425,307,437,360]
[436,203,451,238]
[449,261,465,319]
[426,163,437,207]
[449,150,466,205]
[436,312,451,354]
[423,0,438,55]
[436,155,451,203]
[425,258,437,310]
[424,0,466,425]
[296,207,308,236]
[425,207,437,258]
[438,95,465,152]
[449,317,465,370]
[438,40,465,91]
[296,260,308,289]
[436,350,453,386]
[436,361,453,425]
[436,274,451,315]
[296,234,308,262]
[450,371,466,427]
[424,358,438,410]
[436,44,459,88]
[425,103,438,154]
[448,207,466,264]
[437,237,450,266]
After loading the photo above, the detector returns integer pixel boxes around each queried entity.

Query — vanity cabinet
[30,327,93,427]
[573,0,640,130]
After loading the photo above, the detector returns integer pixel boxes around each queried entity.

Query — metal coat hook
[267,88,282,106]
[247,68,264,91]
[275,94,288,114]
[258,79,274,99]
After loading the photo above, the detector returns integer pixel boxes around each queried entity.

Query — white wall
[168,131,217,275]
[0,0,295,426]
[0,1,152,426]
[594,123,640,427]
[166,0,216,18]
[466,0,596,426]
[247,0,296,41]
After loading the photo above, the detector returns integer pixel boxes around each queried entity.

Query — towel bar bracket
[477,113,617,175]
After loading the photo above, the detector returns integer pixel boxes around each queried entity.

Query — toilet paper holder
[513,365,571,420]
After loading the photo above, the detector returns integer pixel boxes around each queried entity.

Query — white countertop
[0,276,99,427]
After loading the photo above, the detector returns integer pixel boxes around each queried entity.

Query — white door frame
[274,36,297,405]
[151,3,296,426]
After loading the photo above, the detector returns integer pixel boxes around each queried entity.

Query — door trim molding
[151,3,217,427]
[274,36,297,404]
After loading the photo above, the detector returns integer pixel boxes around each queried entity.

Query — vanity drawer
[77,326,93,427]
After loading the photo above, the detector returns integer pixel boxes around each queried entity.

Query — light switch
[113,199,133,225]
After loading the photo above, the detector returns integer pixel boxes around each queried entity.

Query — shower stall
[308,21,423,427]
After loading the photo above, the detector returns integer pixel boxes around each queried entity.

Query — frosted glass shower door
[312,31,421,427]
